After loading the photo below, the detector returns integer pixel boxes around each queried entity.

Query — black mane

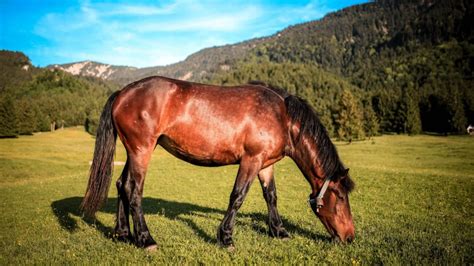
[248,81,354,193]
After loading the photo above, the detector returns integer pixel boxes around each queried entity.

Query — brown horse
[81,76,355,250]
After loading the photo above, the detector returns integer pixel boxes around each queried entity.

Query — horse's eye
[334,189,345,200]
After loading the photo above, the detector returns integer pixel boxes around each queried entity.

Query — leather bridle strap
[308,176,331,213]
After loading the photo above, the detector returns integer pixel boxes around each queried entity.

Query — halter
[308,176,331,213]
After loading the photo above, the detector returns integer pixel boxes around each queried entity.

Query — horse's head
[309,168,355,243]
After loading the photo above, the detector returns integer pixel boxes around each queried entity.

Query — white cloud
[31,0,333,67]
[135,6,261,32]
[98,2,180,16]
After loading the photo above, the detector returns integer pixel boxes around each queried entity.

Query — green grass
[0,127,473,264]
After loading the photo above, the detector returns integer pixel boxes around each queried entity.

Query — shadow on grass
[51,197,331,244]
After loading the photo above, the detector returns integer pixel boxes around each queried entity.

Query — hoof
[278,230,291,241]
[270,228,291,240]
[115,234,133,243]
[145,244,158,252]
[217,237,235,251]
[225,243,235,252]
[217,227,234,250]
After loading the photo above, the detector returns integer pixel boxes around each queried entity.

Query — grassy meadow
[0,127,473,264]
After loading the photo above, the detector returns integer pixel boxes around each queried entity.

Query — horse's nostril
[346,236,353,243]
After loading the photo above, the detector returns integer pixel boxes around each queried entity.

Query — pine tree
[84,110,100,136]
[362,98,380,138]
[335,89,365,141]
[15,98,38,135]
[446,86,467,133]
[0,96,18,137]
[402,86,421,134]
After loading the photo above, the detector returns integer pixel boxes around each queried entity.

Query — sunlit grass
[0,127,472,264]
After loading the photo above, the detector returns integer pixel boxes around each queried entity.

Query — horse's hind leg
[124,146,157,250]
[114,161,132,242]
[258,165,290,239]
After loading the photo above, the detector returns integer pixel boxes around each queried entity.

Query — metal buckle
[308,196,322,213]
[308,176,331,213]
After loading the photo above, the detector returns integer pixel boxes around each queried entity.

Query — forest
[207,0,474,139]
[0,0,473,140]
[0,51,117,137]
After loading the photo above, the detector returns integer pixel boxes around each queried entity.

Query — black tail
[80,91,120,217]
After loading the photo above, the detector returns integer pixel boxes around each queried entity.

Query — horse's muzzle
[333,232,355,244]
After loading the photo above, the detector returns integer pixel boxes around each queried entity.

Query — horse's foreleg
[217,158,261,248]
[126,150,157,250]
[258,166,290,239]
[114,161,132,242]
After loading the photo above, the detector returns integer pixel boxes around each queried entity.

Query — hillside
[50,0,473,87]
[50,61,138,82]
[0,51,118,137]
[49,36,272,85]
[249,0,473,84]
[0,50,41,92]
[209,0,474,135]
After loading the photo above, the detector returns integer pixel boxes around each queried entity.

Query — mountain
[245,0,473,86]
[0,50,41,92]
[50,61,137,80]
[4,0,473,137]
[50,0,473,88]
[206,0,473,134]
[48,36,272,86]
[50,61,145,86]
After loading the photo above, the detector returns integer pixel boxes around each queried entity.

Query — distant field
[0,127,472,264]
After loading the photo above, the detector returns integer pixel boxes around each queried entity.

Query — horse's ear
[337,168,350,181]
[342,168,350,176]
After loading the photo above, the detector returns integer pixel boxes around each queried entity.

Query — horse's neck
[289,136,324,184]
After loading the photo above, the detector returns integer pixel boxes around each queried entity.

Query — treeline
[368,41,473,134]
[208,55,473,141]
[0,51,116,137]
[208,59,378,141]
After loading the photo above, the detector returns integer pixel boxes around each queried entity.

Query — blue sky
[0,0,367,68]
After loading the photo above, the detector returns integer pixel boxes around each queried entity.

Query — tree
[15,98,38,135]
[445,86,467,133]
[84,110,100,136]
[0,96,18,137]
[362,98,380,138]
[400,86,421,134]
[335,89,365,141]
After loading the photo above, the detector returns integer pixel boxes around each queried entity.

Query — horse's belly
[157,134,241,166]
